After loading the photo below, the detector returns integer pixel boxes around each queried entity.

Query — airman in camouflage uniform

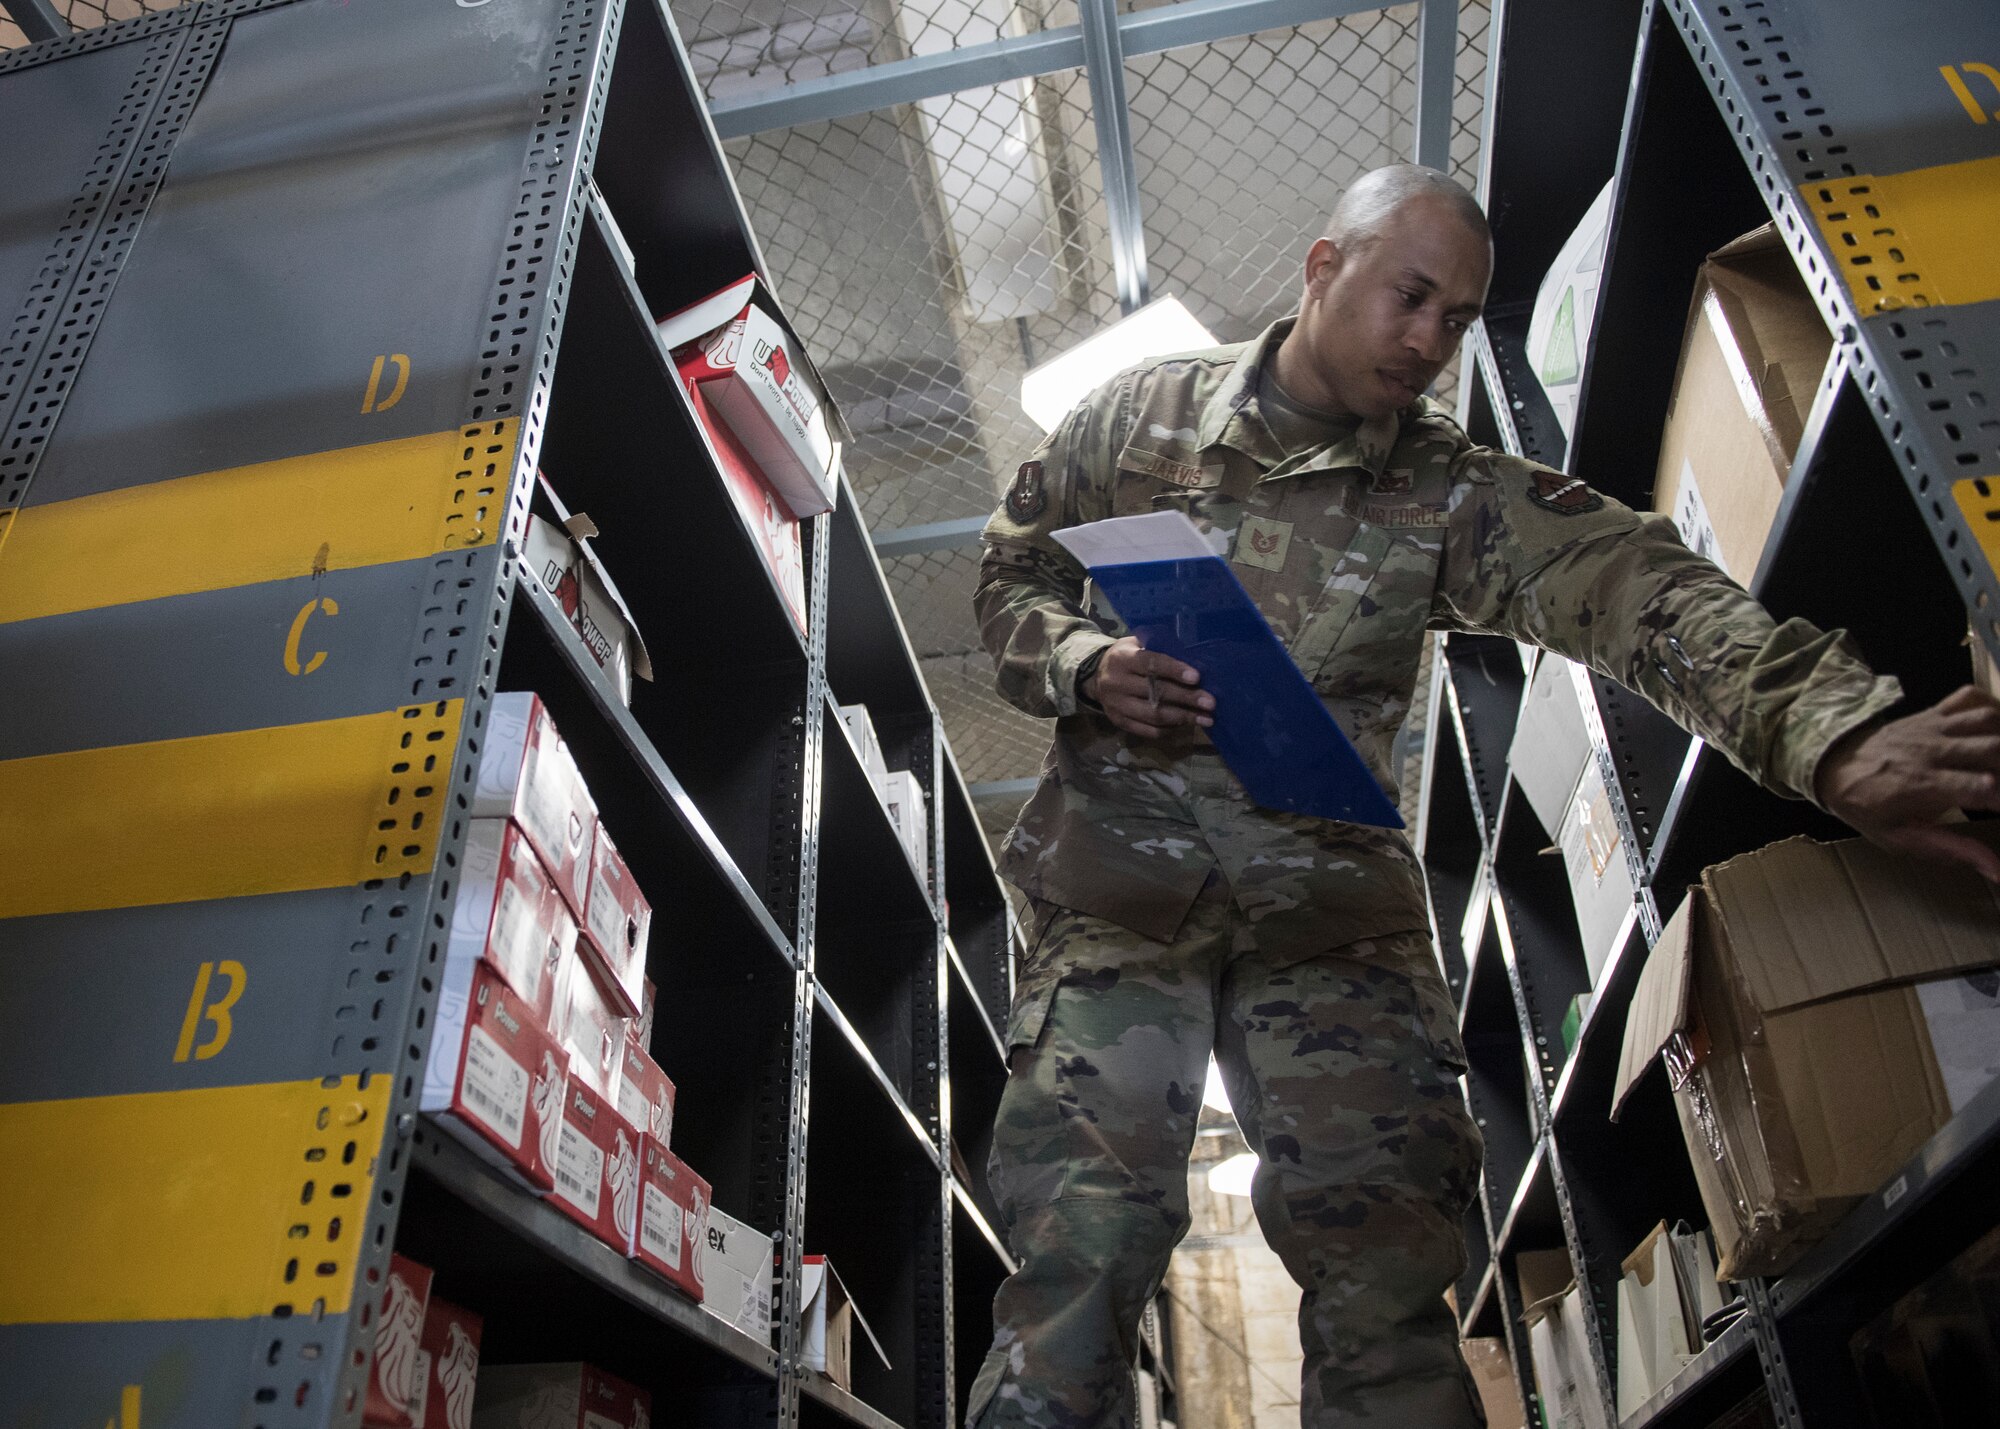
[965,167,1910,1428]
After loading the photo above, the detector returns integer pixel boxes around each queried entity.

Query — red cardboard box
[423,960,566,1193]
[658,275,840,518]
[633,1139,710,1301]
[617,1040,676,1149]
[583,822,651,1016]
[470,1363,651,1429]
[550,1076,644,1254]
[684,380,808,632]
[524,472,652,707]
[414,1296,483,1429]
[474,693,598,918]
[452,819,573,1023]
[364,1253,433,1428]
[558,941,630,1102]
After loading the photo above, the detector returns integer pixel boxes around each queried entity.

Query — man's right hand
[1082,636,1214,740]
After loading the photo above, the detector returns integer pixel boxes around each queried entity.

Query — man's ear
[1303,236,1343,302]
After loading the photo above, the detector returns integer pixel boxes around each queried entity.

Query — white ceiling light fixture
[1019,295,1218,432]
[1206,1151,1258,1197]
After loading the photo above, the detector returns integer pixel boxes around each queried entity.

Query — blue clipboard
[1089,555,1404,829]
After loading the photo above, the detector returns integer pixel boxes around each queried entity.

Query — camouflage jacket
[976,319,1903,959]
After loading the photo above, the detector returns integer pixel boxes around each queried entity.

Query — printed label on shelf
[555,1119,604,1218]
[462,1024,528,1150]
[643,1182,685,1268]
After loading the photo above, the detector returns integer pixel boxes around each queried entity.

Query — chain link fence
[1,0,184,47]
[702,0,1491,846]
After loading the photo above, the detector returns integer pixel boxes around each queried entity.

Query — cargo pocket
[1005,976,1061,1059]
[1398,948,1469,1076]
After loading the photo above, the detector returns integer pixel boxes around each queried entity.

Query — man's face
[1292,195,1491,419]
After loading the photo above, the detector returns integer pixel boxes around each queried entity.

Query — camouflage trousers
[966,878,1485,1428]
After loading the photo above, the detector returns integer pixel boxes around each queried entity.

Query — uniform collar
[1197,317,1404,483]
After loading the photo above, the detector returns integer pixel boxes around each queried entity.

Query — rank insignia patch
[1527,468,1604,515]
[1007,459,1048,523]
[1235,515,1293,572]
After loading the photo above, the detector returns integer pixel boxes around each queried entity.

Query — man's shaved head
[1272,163,1493,418]
[1324,164,1490,255]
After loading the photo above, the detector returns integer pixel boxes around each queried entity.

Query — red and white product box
[617,1039,676,1149]
[582,822,651,1016]
[451,819,574,1023]
[559,941,630,1102]
[683,379,808,631]
[550,1076,644,1253]
[634,978,656,1051]
[659,275,841,518]
[633,1139,710,1301]
[412,1296,483,1429]
[423,960,566,1192]
[474,692,598,918]
[524,472,653,707]
[364,1254,434,1428]
[470,1363,651,1429]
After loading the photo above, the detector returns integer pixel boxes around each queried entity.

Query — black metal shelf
[799,1369,906,1429]
[506,572,798,974]
[817,692,938,930]
[405,1126,780,1382]
[813,982,942,1170]
[939,749,1014,1033]
[1442,633,1526,842]
[826,482,933,725]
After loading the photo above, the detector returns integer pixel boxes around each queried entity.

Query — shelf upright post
[908,706,955,1429]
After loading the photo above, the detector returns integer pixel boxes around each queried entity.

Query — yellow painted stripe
[1807,153,2000,312]
[0,701,459,918]
[0,421,513,625]
[1954,474,2000,580]
[0,1075,390,1324]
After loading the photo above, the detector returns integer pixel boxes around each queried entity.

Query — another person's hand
[1082,636,1214,740]
[1816,685,2000,881]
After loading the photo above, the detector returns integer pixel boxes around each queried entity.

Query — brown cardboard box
[1463,1336,1526,1429]
[1652,226,1834,584]
[1616,828,2000,1278]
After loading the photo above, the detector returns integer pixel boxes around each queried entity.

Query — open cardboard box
[1515,1248,1609,1429]
[1651,225,1834,585]
[801,1255,892,1392]
[1616,827,2000,1277]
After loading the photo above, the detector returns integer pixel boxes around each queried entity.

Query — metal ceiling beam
[1412,0,1457,171]
[871,515,987,558]
[3,0,69,44]
[708,0,1395,139]
[1079,0,1149,314]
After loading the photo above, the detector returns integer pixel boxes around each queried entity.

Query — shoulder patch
[1006,459,1048,523]
[1525,467,1604,516]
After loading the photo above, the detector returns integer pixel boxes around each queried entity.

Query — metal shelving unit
[0,2,1016,1426]
[1428,2,2000,1426]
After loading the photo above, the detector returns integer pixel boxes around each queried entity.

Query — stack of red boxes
[363,1255,485,1429]
[420,691,711,1303]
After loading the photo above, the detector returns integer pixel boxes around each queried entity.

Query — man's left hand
[1816,685,2000,881]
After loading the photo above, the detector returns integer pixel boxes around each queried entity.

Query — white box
[1508,655,1592,843]
[1614,1222,1724,1418]
[1526,179,1615,440]
[883,769,929,883]
[1558,760,1633,985]
[660,275,841,518]
[474,693,597,918]
[800,1256,890,1392]
[558,939,630,1103]
[839,703,889,799]
[702,1204,776,1342]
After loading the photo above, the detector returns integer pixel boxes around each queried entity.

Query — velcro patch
[1526,468,1604,516]
[1235,515,1293,571]
[1007,459,1048,523]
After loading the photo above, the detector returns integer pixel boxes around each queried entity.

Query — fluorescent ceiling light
[1020,295,1218,432]
[1206,1151,1257,1197]
[1202,1056,1232,1114]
